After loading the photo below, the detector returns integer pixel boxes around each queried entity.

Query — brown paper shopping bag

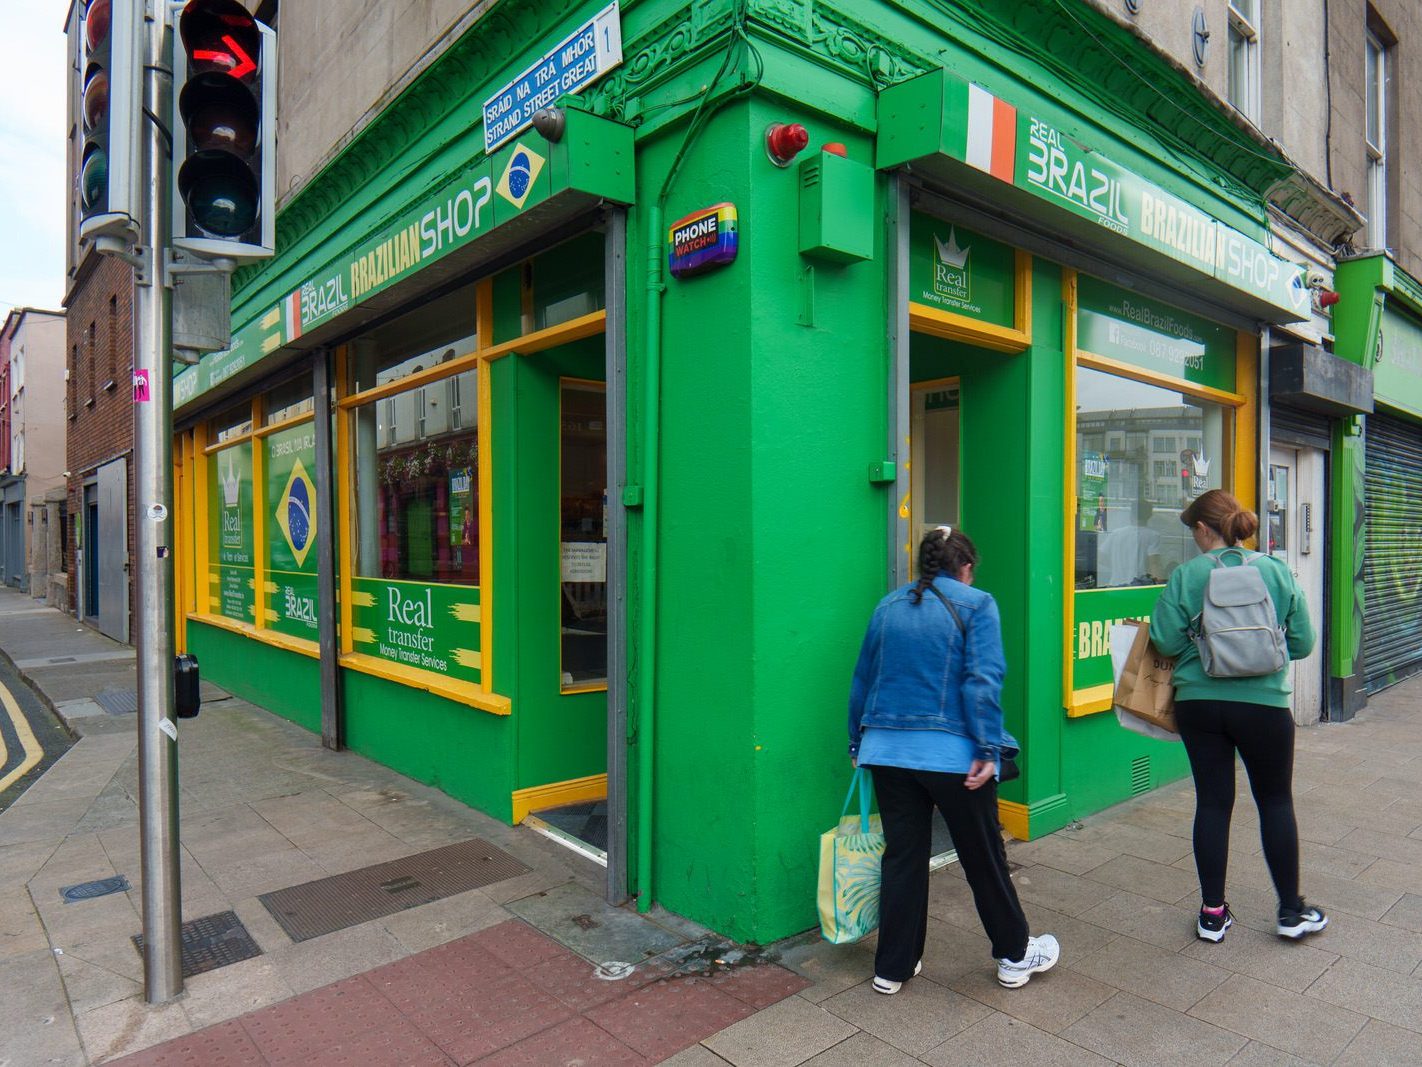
[1112,620,1177,733]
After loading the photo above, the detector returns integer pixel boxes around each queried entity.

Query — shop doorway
[1267,446,1325,724]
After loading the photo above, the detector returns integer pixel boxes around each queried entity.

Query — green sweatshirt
[1149,548,1316,707]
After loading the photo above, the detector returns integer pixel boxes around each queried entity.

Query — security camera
[1305,267,1330,290]
[532,107,566,143]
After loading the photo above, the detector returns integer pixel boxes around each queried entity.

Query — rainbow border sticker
[668,202,739,278]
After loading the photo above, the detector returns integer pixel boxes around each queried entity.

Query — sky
[0,0,71,316]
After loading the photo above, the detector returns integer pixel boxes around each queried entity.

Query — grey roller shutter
[1363,412,1422,692]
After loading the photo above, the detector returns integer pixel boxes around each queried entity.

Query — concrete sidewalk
[4,585,1422,1065]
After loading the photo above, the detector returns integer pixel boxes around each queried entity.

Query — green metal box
[798,151,874,263]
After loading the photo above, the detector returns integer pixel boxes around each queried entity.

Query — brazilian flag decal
[276,458,317,568]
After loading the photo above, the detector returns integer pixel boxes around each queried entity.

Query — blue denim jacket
[847,576,1017,763]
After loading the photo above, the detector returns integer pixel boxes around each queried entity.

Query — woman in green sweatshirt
[1150,490,1326,945]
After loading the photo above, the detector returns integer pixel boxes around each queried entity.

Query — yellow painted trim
[908,302,1029,353]
[477,353,495,693]
[335,346,355,656]
[1234,331,1259,537]
[336,346,480,409]
[560,682,608,695]
[1062,269,1078,710]
[1066,683,1115,717]
[1013,249,1033,339]
[998,799,1029,841]
[193,423,211,617]
[1076,350,1247,407]
[254,410,315,438]
[339,651,511,715]
[189,611,321,659]
[511,773,608,823]
[251,413,268,634]
[481,309,608,362]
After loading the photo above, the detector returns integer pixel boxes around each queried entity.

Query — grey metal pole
[604,207,628,905]
[888,176,911,589]
[133,0,183,1003]
[312,348,343,750]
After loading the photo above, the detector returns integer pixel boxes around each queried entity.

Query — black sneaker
[1278,902,1328,939]
[1197,905,1233,942]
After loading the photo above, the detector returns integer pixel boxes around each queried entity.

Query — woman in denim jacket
[849,526,1058,991]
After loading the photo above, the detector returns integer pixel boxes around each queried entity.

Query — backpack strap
[926,582,966,634]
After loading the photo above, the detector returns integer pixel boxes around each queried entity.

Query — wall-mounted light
[765,122,809,167]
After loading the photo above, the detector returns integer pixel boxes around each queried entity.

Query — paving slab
[702,993,856,1066]
[1060,989,1248,1067]
[1190,972,1368,1062]
[921,1010,1114,1067]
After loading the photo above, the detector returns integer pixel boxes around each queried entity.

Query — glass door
[910,378,961,554]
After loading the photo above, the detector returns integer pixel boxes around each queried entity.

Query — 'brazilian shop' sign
[264,424,319,641]
[208,442,255,624]
[1071,584,1162,696]
[481,1,623,153]
[349,578,483,686]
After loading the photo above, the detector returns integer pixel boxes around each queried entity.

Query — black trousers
[1175,699,1302,913]
[867,764,1029,978]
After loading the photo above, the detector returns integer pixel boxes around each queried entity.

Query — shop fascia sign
[1373,305,1422,420]
[882,71,1309,321]
[481,1,622,153]
[175,136,556,408]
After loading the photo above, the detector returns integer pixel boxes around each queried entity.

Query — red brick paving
[109,920,810,1066]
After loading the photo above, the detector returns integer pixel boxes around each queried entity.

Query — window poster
[349,578,482,686]
[208,443,255,624]
[910,212,1016,327]
[448,467,474,570]
[265,423,320,640]
[1079,450,1109,532]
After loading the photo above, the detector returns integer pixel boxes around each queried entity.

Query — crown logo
[221,452,241,509]
[1192,454,1211,478]
[934,229,970,269]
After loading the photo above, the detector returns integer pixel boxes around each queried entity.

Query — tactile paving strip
[258,837,530,942]
[131,911,262,978]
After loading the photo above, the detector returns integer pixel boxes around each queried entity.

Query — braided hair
[911,526,979,603]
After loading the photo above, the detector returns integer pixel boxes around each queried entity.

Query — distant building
[0,307,68,599]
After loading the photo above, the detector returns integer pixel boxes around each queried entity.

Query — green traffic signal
[80,146,108,212]
[178,151,258,237]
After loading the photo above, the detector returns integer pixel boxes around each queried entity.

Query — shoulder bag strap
[926,582,966,633]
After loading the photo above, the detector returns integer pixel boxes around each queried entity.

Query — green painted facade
[173,0,1317,943]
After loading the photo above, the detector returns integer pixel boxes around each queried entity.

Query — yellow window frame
[1060,269,1259,716]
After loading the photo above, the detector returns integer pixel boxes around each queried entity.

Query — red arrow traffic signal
[193,34,256,80]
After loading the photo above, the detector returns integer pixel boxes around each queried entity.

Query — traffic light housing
[172,0,275,261]
[78,0,144,245]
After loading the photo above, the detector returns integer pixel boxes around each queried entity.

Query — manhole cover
[258,838,531,943]
[94,688,139,716]
[60,875,131,903]
[132,911,261,977]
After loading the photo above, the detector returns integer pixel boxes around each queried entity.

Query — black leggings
[1175,699,1302,912]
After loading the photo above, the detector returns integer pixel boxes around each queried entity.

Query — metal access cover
[132,911,261,977]
[257,838,531,943]
[94,687,139,715]
[60,875,131,903]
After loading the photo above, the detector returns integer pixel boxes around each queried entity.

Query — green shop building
[172,0,1322,943]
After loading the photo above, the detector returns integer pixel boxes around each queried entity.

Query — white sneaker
[872,959,922,995]
[996,934,1060,988]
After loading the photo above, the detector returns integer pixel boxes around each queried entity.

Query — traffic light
[78,0,143,244]
[172,0,275,261]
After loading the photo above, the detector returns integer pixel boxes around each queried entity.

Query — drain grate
[257,838,531,943]
[132,911,261,977]
[60,875,131,903]
[94,687,139,715]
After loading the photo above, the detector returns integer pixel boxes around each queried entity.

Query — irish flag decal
[283,290,303,343]
[965,84,1017,183]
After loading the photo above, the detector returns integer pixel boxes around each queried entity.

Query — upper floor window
[1227,0,1261,123]
[1366,30,1389,249]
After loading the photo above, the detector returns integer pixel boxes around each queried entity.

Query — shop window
[350,284,477,393]
[265,372,314,424]
[560,380,607,691]
[1227,0,1261,123]
[1074,367,1228,590]
[1366,29,1389,249]
[213,402,254,443]
[533,233,605,332]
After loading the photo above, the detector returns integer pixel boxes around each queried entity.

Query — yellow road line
[0,677,43,795]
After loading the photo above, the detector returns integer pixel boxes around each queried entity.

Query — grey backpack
[1190,549,1289,678]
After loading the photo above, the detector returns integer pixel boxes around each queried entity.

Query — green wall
[188,622,322,734]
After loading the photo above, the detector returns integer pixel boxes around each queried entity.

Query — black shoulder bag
[926,583,1021,783]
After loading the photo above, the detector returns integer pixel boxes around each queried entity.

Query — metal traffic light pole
[133,0,183,1003]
